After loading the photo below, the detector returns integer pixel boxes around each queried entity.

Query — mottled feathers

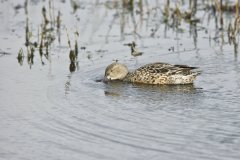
[105,62,201,84]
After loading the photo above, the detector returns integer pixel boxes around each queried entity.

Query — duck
[105,62,201,84]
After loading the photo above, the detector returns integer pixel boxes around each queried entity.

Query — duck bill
[103,76,110,83]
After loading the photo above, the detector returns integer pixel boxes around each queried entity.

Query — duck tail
[192,70,202,77]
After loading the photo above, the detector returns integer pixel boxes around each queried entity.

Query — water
[0,0,240,160]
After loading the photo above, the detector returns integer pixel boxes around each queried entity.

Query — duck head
[105,62,128,80]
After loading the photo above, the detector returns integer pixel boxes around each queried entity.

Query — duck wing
[173,64,199,70]
[135,62,199,76]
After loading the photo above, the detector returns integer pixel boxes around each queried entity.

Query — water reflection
[104,81,202,106]
[15,0,240,70]
[132,83,200,93]
[69,62,76,72]
[2,1,240,160]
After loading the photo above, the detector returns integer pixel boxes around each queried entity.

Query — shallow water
[1,0,240,160]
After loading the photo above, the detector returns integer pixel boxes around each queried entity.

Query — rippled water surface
[1,0,240,160]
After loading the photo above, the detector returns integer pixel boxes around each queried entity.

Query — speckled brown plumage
[105,62,201,84]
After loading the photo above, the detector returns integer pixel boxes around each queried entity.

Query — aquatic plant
[17,0,240,70]
[17,48,24,66]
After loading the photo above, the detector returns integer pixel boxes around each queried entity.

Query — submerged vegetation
[16,0,240,71]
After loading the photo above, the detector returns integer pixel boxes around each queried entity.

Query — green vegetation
[17,0,240,70]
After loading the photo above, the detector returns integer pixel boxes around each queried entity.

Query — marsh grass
[17,48,24,66]
[19,0,64,67]
[18,0,240,69]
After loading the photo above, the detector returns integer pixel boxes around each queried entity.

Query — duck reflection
[103,80,203,108]
[104,80,201,96]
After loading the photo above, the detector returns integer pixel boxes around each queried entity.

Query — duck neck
[123,72,133,82]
